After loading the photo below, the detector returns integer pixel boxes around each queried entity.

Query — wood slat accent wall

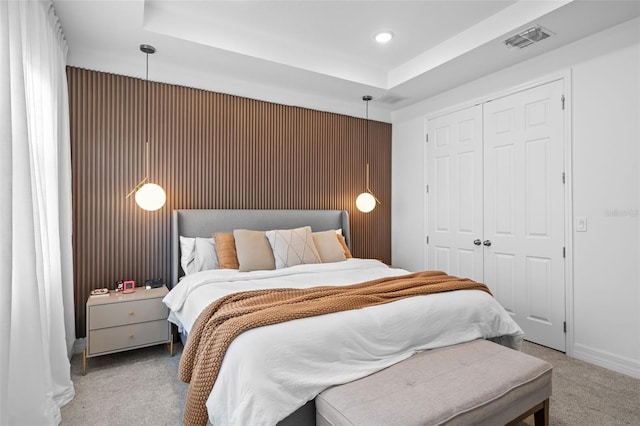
[67,67,391,338]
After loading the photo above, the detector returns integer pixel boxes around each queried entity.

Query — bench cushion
[316,339,552,426]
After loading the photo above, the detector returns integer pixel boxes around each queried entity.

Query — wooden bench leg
[506,398,550,426]
[534,398,549,426]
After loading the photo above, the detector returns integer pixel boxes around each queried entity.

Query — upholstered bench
[316,339,552,426]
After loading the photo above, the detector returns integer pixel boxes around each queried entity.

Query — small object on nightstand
[115,280,124,293]
[90,288,109,297]
[122,280,135,293]
[145,278,163,289]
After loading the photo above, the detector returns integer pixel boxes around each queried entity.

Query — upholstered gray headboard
[171,209,351,287]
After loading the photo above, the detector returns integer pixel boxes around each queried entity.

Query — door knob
[483,240,492,247]
[473,239,482,246]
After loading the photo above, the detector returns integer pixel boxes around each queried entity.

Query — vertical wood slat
[67,66,392,338]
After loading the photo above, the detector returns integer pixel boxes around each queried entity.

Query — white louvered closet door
[426,80,566,351]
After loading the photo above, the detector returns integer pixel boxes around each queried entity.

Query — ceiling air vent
[378,93,407,105]
[504,26,552,49]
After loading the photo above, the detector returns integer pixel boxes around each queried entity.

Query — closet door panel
[493,145,515,236]
[483,80,566,351]
[493,252,517,316]
[427,105,483,281]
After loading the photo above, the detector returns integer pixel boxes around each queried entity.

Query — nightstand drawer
[88,320,169,355]
[89,298,168,330]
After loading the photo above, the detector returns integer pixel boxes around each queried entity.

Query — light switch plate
[576,217,587,232]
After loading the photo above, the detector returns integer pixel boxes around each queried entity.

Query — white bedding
[163,259,524,426]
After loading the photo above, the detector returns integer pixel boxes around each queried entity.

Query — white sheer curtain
[0,0,76,424]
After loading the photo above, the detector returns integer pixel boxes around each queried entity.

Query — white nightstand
[83,285,173,375]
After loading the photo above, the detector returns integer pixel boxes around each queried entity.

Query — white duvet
[163,259,524,426]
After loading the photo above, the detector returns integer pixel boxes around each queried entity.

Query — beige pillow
[336,233,352,259]
[266,226,322,269]
[213,233,239,269]
[233,229,276,272]
[312,230,347,263]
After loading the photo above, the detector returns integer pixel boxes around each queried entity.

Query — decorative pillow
[312,230,347,263]
[233,229,276,272]
[179,236,218,275]
[213,232,240,269]
[336,233,353,259]
[266,226,322,269]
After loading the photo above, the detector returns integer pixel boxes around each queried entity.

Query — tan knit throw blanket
[179,270,491,426]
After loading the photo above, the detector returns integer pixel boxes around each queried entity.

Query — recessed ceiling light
[375,31,394,44]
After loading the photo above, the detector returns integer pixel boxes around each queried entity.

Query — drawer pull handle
[129,311,134,315]
[129,334,134,338]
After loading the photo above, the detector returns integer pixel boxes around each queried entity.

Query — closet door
[483,80,566,351]
[426,105,483,282]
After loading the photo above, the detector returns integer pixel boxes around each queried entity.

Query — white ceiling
[52,0,640,121]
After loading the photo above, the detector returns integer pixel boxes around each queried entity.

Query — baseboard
[573,343,640,379]
[72,338,86,355]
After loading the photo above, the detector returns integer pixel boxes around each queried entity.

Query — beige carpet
[519,342,639,425]
[61,341,640,425]
[62,344,186,425]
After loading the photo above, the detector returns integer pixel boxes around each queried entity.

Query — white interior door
[426,105,483,282]
[483,80,566,351]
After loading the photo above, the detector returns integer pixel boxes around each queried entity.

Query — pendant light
[356,95,380,213]
[126,44,166,211]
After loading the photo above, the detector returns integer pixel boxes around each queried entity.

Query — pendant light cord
[145,49,150,180]
[363,95,371,189]
[126,44,159,200]
[365,97,369,166]
[361,95,380,204]
[365,98,369,190]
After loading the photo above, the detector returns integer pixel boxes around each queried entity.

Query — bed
[164,209,524,426]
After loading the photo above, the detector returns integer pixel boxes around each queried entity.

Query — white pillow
[265,226,322,269]
[179,236,218,275]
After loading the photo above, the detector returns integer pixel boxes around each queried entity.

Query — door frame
[423,69,574,356]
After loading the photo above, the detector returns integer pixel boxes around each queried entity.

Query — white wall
[571,38,639,375]
[391,18,640,378]
[391,118,426,273]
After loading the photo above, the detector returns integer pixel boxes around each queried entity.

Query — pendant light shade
[135,183,166,211]
[356,95,380,213]
[126,44,166,211]
[356,192,376,213]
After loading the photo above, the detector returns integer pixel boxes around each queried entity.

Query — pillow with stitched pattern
[266,226,322,269]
